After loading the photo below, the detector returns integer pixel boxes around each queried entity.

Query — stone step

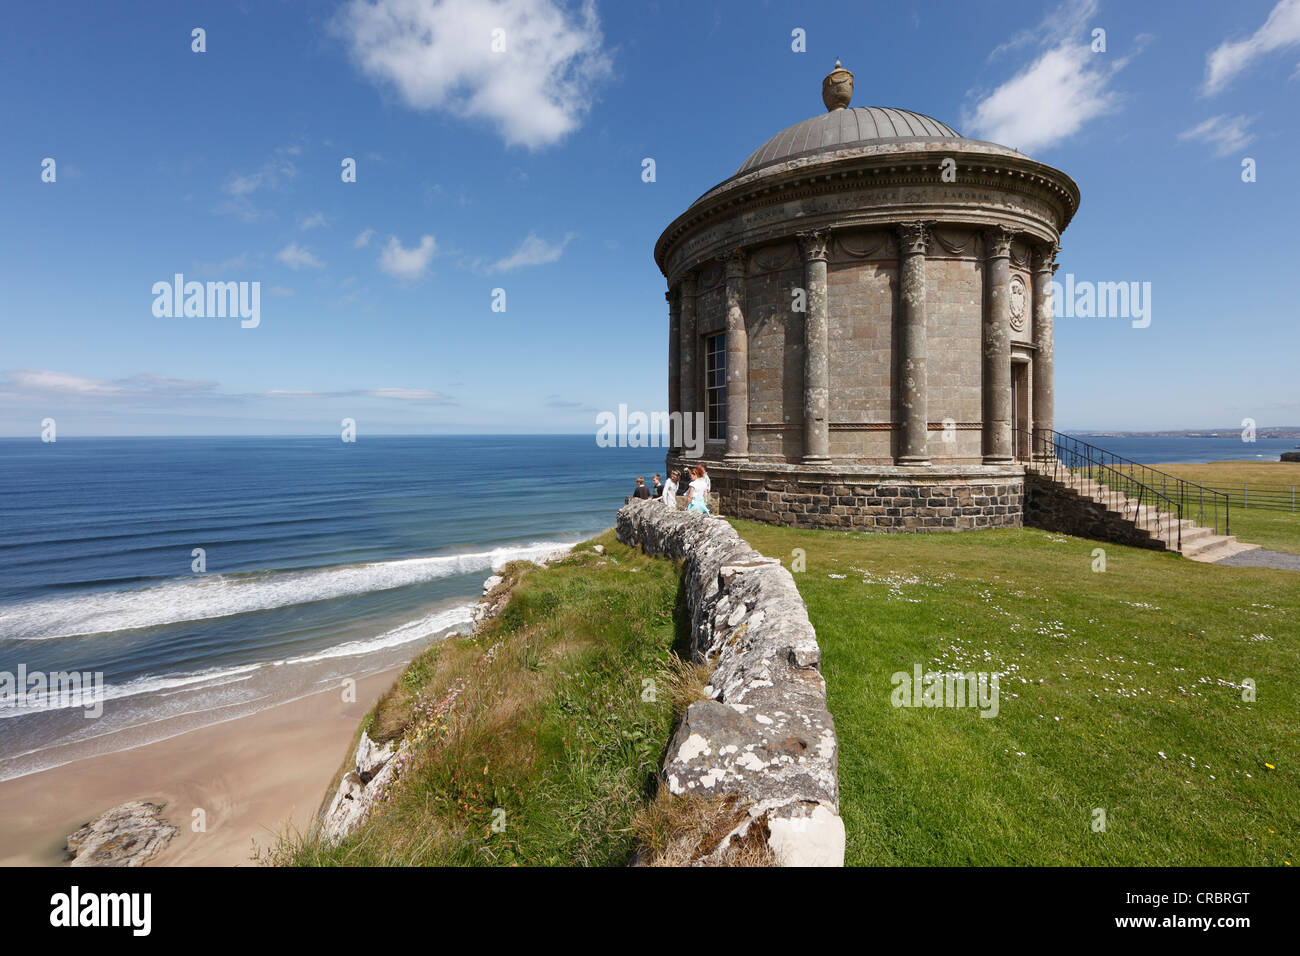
[1192,538,1262,563]
[1176,524,1214,546]
[1033,467,1257,561]
[1181,534,1249,562]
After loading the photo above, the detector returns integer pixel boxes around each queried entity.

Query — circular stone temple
[657,61,1080,531]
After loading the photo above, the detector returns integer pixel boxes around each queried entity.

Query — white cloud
[334,0,613,149]
[378,234,438,280]
[218,151,298,220]
[1177,114,1256,157]
[963,0,1136,155]
[263,386,453,403]
[1204,0,1300,95]
[6,370,221,400]
[226,173,265,197]
[491,231,572,272]
[277,242,324,270]
[354,227,376,248]
[9,370,120,394]
[299,211,328,230]
[222,158,296,196]
[363,387,453,402]
[194,252,255,273]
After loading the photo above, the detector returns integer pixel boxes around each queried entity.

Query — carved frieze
[662,182,1057,283]
[929,227,979,257]
[749,242,799,272]
[695,263,725,294]
[833,230,893,260]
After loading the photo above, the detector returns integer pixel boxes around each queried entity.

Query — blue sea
[1064,435,1298,464]
[0,436,665,781]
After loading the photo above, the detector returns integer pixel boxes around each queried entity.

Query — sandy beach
[0,668,401,867]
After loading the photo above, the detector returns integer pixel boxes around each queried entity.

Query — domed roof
[736,106,964,177]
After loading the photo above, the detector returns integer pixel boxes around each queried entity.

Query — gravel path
[1214,548,1300,570]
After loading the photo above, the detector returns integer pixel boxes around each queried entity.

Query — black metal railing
[1037,430,1229,536]
[1021,429,1194,551]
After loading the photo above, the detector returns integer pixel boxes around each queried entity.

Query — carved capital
[897,220,931,257]
[679,270,697,296]
[796,229,831,262]
[1032,241,1060,275]
[721,247,748,279]
[984,225,1015,260]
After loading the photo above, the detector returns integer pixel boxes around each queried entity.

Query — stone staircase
[1025,461,1260,563]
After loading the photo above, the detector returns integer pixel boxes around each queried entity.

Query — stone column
[897,221,930,465]
[678,271,698,439]
[982,226,1014,464]
[797,230,831,463]
[722,248,749,461]
[1031,243,1058,459]
[666,288,681,452]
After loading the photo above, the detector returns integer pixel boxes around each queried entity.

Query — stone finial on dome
[822,59,853,111]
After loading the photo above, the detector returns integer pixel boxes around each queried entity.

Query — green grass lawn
[1145,460,1300,554]
[732,519,1299,866]
[274,532,686,866]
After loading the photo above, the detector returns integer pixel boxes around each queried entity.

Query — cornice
[655,148,1079,280]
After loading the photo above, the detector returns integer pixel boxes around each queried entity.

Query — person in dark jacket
[652,474,664,497]
[632,477,651,499]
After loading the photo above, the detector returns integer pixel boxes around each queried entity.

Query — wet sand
[0,668,401,866]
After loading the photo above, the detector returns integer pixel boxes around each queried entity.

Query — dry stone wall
[1024,472,1170,551]
[616,499,845,866]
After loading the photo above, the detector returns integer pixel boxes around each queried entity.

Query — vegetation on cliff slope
[733,519,1299,866]
[273,532,688,866]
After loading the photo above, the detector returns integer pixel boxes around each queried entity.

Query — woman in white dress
[662,470,679,509]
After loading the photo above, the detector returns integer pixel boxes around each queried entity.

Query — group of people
[631,465,712,514]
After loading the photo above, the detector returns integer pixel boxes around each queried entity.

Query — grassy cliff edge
[270,532,694,866]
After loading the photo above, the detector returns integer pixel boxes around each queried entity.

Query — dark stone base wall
[1023,472,1168,551]
[667,458,1024,532]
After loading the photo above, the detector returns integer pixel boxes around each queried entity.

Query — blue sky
[1,0,1298,436]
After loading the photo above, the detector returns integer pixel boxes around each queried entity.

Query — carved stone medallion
[1009,274,1027,331]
